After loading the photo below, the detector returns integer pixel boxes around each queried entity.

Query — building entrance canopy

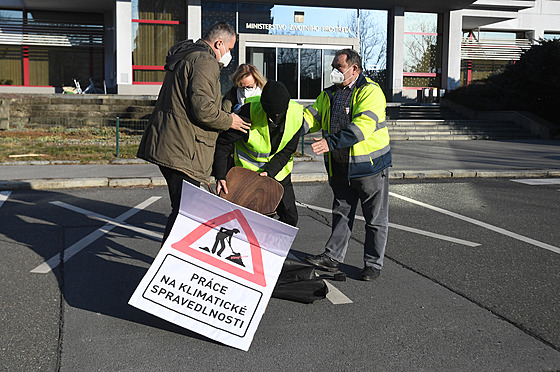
[11,0,476,13]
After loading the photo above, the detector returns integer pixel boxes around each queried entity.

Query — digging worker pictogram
[200,227,244,266]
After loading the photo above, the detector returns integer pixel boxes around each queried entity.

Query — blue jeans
[324,168,389,270]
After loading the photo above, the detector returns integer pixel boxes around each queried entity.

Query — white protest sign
[129,181,298,351]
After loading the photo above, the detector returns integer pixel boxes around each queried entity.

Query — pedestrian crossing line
[297,202,479,247]
[390,192,560,255]
[0,191,11,209]
[31,196,161,274]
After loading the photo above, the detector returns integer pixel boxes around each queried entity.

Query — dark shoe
[305,253,339,272]
[360,266,380,281]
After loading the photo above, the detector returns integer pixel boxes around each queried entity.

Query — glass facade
[131,0,186,83]
[460,31,519,85]
[544,33,560,40]
[247,45,344,100]
[0,10,22,85]
[201,2,237,91]
[299,48,321,99]
[239,4,358,38]
[201,2,387,96]
[403,12,441,89]
[0,9,103,87]
[460,59,510,86]
[0,45,22,85]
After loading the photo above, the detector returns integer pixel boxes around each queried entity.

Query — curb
[1,169,558,191]
[0,177,166,191]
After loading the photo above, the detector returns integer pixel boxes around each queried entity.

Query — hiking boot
[305,253,339,272]
[360,266,380,281]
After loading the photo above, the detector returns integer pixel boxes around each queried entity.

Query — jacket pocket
[192,131,218,176]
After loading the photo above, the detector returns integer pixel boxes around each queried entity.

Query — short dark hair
[335,49,362,72]
[203,22,236,43]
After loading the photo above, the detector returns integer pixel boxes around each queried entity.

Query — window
[247,43,344,100]
[201,1,237,92]
[0,9,103,87]
[403,12,440,89]
[131,0,186,84]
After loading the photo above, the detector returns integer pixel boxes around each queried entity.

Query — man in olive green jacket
[137,22,250,244]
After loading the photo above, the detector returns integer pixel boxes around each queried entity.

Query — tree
[404,20,437,73]
[343,10,387,72]
[341,10,387,91]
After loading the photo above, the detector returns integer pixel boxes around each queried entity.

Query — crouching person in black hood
[213,80,309,227]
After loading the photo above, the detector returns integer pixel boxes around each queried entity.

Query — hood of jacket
[164,39,211,71]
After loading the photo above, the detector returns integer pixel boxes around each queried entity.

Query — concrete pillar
[104,11,116,92]
[115,1,133,92]
[387,6,404,102]
[188,0,202,41]
[441,10,462,91]
[527,29,544,44]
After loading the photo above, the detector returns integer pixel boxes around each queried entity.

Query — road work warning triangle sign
[171,209,266,287]
[129,181,298,351]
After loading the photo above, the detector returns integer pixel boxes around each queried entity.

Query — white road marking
[390,192,560,255]
[298,202,479,247]
[50,201,163,240]
[511,178,560,186]
[0,191,11,208]
[389,222,480,247]
[324,281,353,304]
[31,196,161,274]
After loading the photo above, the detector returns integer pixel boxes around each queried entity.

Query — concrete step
[3,94,156,128]
[396,104,467,121]
[390,133,538,140]
[3,94,157,107]
[387,122,518,128]
[390,127,532,134]
[388,126,527,133]
[10,111,152,124]
[10,104,153,113]
[10,116,150,128]
[388,119,508,125]
[387,115,536,140]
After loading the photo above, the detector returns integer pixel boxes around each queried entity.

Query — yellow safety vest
[303,75,391,178]
[234,97,303,181]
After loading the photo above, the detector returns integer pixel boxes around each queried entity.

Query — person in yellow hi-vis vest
[302,49,391,281]
[213,80,307,227]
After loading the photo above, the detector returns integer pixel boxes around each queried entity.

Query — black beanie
[260,80,290,115]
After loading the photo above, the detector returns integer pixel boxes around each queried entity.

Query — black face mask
[267,112,286,126]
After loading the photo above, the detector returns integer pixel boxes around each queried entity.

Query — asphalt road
[1,178,559,371]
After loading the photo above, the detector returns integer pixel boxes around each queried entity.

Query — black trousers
[276,174,298,227]
[159,166,200,245]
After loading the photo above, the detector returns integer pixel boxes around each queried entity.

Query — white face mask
[330,66,352,85]
[217,42,232,68]
[237,86,262,104]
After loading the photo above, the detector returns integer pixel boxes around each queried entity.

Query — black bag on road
[272,258,328,304]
